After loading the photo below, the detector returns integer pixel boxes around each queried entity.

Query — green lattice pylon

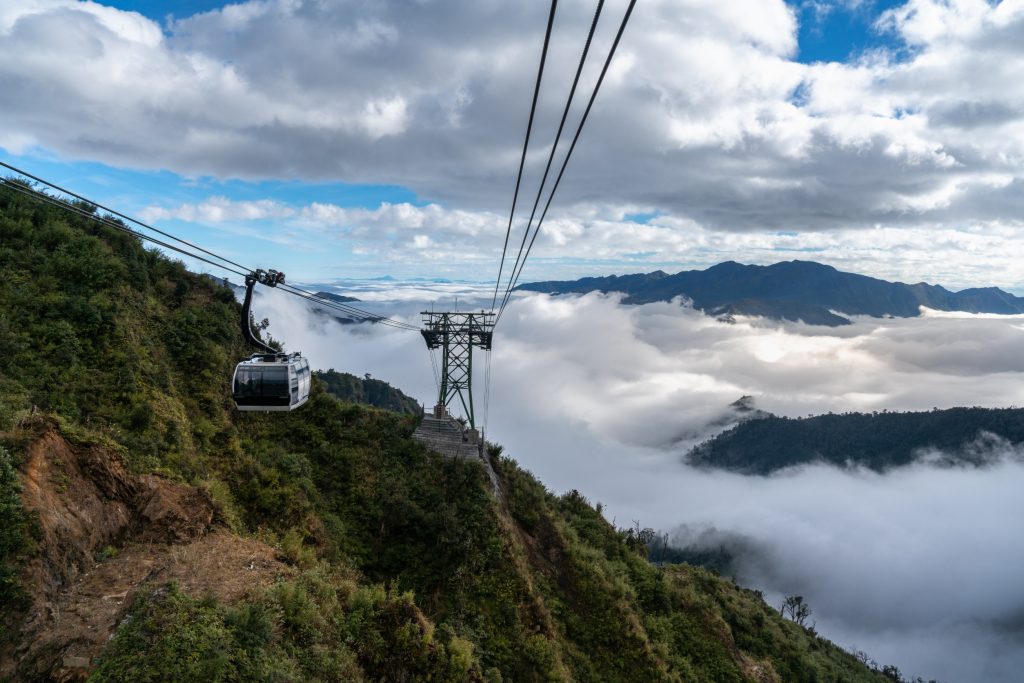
[420,311,494,429]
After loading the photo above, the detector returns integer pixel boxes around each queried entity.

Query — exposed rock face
[20,431,215,592]
[20,433,135,598]
[3,429,290,681]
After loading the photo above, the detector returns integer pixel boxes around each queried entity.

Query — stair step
[412,416,480,461]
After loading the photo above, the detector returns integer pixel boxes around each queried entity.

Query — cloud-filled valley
[253,281,1024,682]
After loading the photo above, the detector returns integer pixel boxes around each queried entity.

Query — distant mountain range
[517,260,1024,326]
[219,280,361,305]
[313,290,361,304]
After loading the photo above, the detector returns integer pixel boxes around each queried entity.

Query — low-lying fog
[254,280,1024,683]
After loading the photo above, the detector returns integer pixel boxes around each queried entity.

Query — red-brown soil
[2,430,293,682]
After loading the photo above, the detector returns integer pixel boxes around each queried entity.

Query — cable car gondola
[232,268,312,411]
[233,352,311,411]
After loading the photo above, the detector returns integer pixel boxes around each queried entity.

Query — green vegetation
[0,446,34,632]
[689,408,1024,474]
[647,532,738,576]
[92,575,477,683]
[0,183,244,479]
[0,185,888,681]
[316,368,422,415]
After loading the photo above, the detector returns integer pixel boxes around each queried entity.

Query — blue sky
[0,149,419,212]
[101,0,226,21]
[791,0,907,63]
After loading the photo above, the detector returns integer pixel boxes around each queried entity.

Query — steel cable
[497,0,638,323]
[500,0,605,315]
[276,283,420,331]
[491,0,560,312]
[1,180,251,278]
[428,346,441,397]
[0,160,251,274]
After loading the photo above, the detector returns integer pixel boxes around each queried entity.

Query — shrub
[0,445,33,627]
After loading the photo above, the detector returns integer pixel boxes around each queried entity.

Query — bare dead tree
[780,595,812,626]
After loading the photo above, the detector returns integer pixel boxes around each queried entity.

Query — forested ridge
[689,407,1024,474]
[316,369,422,415]
[0,186,889,681]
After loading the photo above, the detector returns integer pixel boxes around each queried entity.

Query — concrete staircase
[412,415,481,460]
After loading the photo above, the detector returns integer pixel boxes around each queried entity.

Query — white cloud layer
[3,0,1024,288]
[149,195,1024,290]
[249,283,1024,682]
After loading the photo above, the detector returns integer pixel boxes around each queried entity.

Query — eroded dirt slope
[3,429,293,682]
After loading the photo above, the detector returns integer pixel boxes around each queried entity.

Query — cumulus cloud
[3,0,1024,256]
[246,284,1024,682]
[141,195,297,222]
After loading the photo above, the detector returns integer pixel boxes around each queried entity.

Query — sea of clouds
[253,280,1024,683]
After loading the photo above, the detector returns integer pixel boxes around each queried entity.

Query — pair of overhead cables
[491,0,638,325]
[0,160,420,332]
[481,0,637,428]
[491,0,560,313]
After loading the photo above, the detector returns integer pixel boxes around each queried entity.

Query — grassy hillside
[0,185,889,681]
[689,408,1024,474]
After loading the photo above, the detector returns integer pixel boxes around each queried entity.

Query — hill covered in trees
[688,407,1024,474]
[517,260,1024,326]
[316,369,422,415]
[0,185,890,681]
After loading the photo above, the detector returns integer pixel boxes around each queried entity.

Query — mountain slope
[316,368,422,415]
[518,260,1024,325]
[0,186,888,681]
[688,407,1024,474]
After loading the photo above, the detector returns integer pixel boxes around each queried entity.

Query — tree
[780,595,811,626]
[880,664,904,682]
[249,313,281,350]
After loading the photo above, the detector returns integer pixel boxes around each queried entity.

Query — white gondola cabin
[232,352,311,411]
